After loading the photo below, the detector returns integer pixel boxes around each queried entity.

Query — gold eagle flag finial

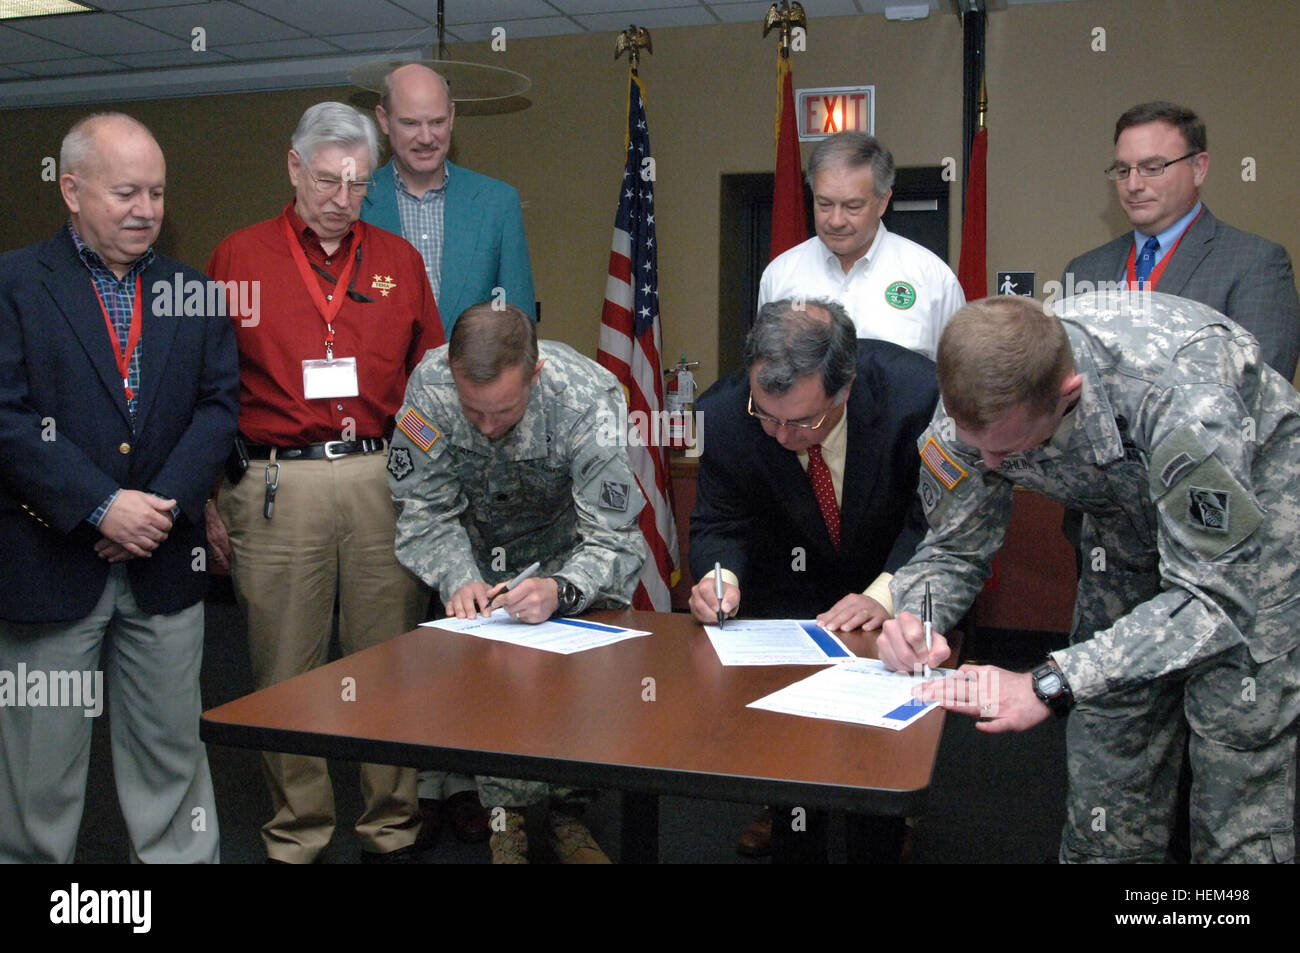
[762,1,807,55]
[614,25,653,74]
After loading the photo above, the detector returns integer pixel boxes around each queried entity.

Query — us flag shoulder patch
[921,436,967,490]
[397,407,440,452]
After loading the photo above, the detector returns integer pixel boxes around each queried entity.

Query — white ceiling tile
[9,11,181,53]
[220,37,342,59]
[123,2,307,44]
[576,8,720,32]
[394,0,561,24]
[0,23,83,58]
[321,27,439,53]
[111,46,234,68]
[241,0,428,34]
[446,16,586,42]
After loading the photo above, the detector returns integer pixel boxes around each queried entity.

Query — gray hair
[59,112,154,178]
[806,131,895,197]
[745,297,858,397]
[291,102,379,170]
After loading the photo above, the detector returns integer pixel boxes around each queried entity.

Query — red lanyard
[1125,207,1202,290]
[280,214,359,359]
[94,275,142,403]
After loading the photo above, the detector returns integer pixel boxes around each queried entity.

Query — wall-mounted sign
[796,85,875,141]
[996,272,1036,297]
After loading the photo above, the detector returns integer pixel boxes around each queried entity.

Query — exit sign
[796,85,875,141]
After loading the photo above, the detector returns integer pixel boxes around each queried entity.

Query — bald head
[376,64,455,195]
[58,113,165,278]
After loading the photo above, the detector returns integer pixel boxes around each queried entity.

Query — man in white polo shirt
[758,130,964,361]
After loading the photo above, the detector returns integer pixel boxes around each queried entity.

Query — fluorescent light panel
[0,0,91,21]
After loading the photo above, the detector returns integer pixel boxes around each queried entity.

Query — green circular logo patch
[885,281,916,310]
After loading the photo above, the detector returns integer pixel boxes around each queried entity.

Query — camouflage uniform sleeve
[387,368,482,598]
[554,383,648,610]
[1052,329,1268,702]
[888,406,1013,632]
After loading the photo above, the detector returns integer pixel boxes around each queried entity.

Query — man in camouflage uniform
[387,302,647,862]
[878,292,1300,863]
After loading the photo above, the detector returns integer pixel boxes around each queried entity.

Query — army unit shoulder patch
[598,480,630,512]
[387,447,413,481]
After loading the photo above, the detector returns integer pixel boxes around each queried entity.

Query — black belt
[246,438,386,460]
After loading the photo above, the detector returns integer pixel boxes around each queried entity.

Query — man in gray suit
[1063,101,1300,378]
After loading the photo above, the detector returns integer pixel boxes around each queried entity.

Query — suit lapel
[754,420,839,559]
[838,389,882,544]
[439,162,483,315]
[1153,207,1215,297]
[132,259,181,434]
[41,234,133,427]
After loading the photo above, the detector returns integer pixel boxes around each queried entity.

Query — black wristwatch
[1031,659,1074,717]
[552,576,584,616]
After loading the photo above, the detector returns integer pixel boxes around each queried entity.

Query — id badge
[302,357,359,399]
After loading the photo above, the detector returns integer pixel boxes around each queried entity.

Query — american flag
[598,71,678,611]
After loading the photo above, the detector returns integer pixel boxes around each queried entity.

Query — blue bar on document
[799,622,852,658]
[552,618,624,633]
[885,701,931,721]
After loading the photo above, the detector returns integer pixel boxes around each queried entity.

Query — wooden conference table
[201,610,953,863]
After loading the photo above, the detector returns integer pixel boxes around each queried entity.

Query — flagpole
[599,26,679,611]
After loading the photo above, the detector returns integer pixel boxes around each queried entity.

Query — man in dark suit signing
[1064,100,1300,379]
[0,113,239,862]
[688,297,937,862]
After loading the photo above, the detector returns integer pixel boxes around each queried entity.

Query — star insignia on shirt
[372,274,397,297]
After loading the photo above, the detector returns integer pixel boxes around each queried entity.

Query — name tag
[302,357,359,399]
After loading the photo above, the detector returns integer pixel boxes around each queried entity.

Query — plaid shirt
[394,164,447,301]
[69,223,155,526]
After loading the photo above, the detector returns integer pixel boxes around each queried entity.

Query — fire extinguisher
[664,356,698,449]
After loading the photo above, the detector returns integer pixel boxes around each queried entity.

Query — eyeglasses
[1103,151,1200,181]
[305,169,372,197]
[747,391,843,430]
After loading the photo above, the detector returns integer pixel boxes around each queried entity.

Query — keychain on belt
[263,462,279,519]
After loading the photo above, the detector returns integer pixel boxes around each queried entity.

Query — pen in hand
[713,561,725,628]
[485,560,542,613]
[922,581,933,680]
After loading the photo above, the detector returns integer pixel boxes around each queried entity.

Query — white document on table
[703,618,855,666]
[748,658,955,730]
[421,608,650,655]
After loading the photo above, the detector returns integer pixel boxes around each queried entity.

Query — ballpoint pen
[713,561,725,628]
[486,561,542,611]
[923,581,933,679]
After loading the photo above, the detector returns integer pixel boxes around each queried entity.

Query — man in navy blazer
[0,114,238,862]
[1063,101,1300,379]
[362,64,535,337]
[688,297,937,864]
[689,298,936,625]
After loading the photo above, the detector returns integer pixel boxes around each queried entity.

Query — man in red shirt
[206,102,444,863]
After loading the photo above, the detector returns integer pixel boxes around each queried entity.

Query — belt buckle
[323,441,349,459]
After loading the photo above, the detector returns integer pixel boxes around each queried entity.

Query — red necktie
[807,444,840,550]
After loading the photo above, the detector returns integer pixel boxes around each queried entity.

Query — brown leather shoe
[737,807,772,857]
[445,789,491,843]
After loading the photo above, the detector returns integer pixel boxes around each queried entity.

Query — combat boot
[489,808,528,864]
[548,809,611,864]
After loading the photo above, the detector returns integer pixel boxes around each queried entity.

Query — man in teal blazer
[362,64,535,338]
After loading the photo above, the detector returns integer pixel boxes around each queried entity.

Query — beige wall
[3,0,1297,390]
